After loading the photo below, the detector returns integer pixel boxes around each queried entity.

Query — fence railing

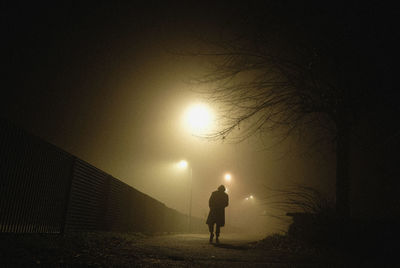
[0,118,206,233]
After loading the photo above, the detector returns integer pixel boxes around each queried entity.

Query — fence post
[60,156,76,234]
[101,175,111,231]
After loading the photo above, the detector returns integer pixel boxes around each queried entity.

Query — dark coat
[206,190,229,226]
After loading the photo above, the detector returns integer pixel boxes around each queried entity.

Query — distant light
[177,160,188,169]
[245,197,249,200]
[224,173,232,182]
[250,195,254,199]
[183,104,213,134]
[262,210,267,215]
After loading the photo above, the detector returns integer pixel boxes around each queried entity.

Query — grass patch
[0,232,147,267]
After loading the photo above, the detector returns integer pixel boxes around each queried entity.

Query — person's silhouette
[206,185,229,243]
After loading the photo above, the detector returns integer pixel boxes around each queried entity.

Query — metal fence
[0,118,205,233]
[0,119,73,233]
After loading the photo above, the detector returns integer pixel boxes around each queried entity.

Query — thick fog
[1,2,337,236]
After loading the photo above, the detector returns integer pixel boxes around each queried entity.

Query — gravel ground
[0,232,391,267]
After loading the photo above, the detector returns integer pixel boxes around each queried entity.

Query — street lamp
[224,173,232,182]
[177,160,193,232]
[223,173,232,194]
[178,103,213,231]
[183,103,214,135]
[245,195,254,201]
[178,160,188,169]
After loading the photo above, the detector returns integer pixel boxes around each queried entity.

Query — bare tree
[262,185,335,216]
[191,2,379,219]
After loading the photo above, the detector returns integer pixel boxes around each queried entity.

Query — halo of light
[177,160,188,169]
[183,104,213,134]
[224,173,232,182]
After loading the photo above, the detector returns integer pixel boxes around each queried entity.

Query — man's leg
[215,224,221,243]
[208,224,214,243]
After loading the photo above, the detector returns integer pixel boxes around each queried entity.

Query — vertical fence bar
[22,141,35,233]
[4,129,22,233]
[15,143,29,233]
[36,149,47,233]
[27,142,40,233]
[61,157,76,234]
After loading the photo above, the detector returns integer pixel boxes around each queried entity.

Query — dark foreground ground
[0,232,395,267]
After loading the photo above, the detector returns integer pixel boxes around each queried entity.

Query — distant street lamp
[224,173,232,182]
[245,195,255,201]
[223,173,232,194]
[177,160,193,232]
[178,160,188,169]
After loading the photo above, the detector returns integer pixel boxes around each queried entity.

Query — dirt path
[130,233,339,267]
[1,232,358,267]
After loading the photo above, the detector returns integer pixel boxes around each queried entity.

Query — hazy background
[1,2,337,235]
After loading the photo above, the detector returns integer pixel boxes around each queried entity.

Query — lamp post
[179,103,213,232]
[189,166,193,232]
[223,172,232,194]
[178,160,193,232]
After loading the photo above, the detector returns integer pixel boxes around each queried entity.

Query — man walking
[206,185,229,243]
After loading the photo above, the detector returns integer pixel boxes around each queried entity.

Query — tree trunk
[336,122,350,219]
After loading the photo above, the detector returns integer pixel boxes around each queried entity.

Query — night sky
[2,1,397,234]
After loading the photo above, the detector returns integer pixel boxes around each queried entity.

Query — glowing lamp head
[183,104,213,134]
[178,160,188,169]
[224,173,232,182]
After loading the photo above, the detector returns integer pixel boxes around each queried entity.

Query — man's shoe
[209,233,214,243]
[215,237,219,244]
